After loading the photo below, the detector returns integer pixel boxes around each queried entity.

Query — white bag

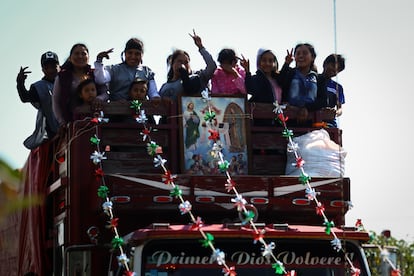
[285,129,346,177]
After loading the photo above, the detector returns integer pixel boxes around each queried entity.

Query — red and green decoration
[273,101,364,276]
[86,97,390,276]
[88,113,134,275]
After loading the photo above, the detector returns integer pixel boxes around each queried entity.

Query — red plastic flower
[316,203,325,216]
[225,179,236,192]
[295,156,305,168]
[107,218,119,231]
[191,216,204,230]
[278,113,288,123]
[162,170,177,185]
[222,266,237,276]
[253,229,265,244]
[208,129,220,141]
[95,168,104,180]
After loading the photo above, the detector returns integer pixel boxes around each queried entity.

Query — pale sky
[1,0,413,241]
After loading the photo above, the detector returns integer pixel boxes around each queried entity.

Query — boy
[318,54,346,128]
[128,78,148,101]
[16,51,60,149]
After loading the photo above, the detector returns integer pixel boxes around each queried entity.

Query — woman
[94,38,160,101]
[183,101,200,150]
[52,43,106,126]
[159,30,216,101]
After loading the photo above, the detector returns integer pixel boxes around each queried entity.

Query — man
[17,51,60,149]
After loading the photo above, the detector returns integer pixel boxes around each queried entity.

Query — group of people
[16,30,345,150]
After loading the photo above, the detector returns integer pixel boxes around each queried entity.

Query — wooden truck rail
[49,99,347,242]
[25,98,349,275]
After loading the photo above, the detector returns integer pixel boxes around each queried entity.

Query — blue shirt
[288,69,318,107]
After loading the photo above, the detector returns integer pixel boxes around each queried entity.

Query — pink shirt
[268,77,283,103]
[211,66,246,95]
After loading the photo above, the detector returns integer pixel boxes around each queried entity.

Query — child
[159,30,216,101]
[128,78,148,101]
[94,38,160,101]
[279,43,326,125]
[211,48,246,95]
[318,54,346,127]
[77,78,97,105]
[72,78,99,121]
[16,51,60,149]
[241,48,284,103]
[280,43,319,108]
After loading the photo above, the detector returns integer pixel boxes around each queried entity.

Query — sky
[0,0,413,242]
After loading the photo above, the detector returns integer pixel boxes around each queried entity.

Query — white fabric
[285,129,346,177]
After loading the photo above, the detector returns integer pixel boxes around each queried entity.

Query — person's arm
[306,74,327,111]
[189,30,217,90]
[147,79,160,99]
[233,67,246,93]
[94,49,114,85]
[94,61,111,85]
[198,47,217,88]
[336,83,345,116]
[143,67,160,99]
[16,66,40,102]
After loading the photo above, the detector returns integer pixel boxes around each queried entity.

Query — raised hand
[96,48,114,61]
[16,66,32,84]
[285,48,294,65]
[189,29,203,50]
[239,54,250,73]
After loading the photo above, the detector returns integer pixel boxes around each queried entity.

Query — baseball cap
[41,51,59,66]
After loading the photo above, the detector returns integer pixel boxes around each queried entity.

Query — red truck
[0,98,372,275]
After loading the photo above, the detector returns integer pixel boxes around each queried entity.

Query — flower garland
[200,92,294,275]
[272,101,363,276]
[88,98,380,276]
[88,112,135,275]
[130,99,237,276]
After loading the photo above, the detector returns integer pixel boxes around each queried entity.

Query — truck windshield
[139,238,370,275]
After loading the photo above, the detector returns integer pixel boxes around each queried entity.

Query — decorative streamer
[83,98,380,275]
[272,101,365,275]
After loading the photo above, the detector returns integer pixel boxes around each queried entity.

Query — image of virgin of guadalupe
[222,102,246,153]
[183,101,200,150]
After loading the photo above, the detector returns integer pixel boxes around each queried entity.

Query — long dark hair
[167,49,190,81]
[60,43,91,72]
[58,43,93,121]
[294,43,317,72]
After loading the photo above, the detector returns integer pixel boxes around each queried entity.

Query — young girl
[77,78,97,105]
[94,38,160,101]
[72,78,99,121]
[128,78,148,101]
[159,30,216,101]
[211,48,246,95]
[279,43,326,125]
[280,43,325,111]
[241,48,284,103]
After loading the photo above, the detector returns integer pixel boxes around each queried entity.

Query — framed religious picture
[178,95,250,175]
